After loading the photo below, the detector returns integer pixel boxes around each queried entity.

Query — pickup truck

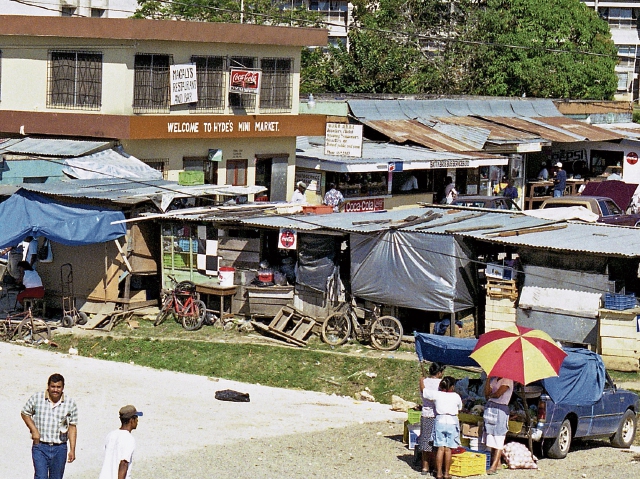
[539,195,640,226]
[510,348,639,459]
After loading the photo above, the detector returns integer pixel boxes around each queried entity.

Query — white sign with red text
[230,69,262,94]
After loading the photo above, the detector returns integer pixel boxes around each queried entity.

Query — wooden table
[525,179,585,209]
[195,282,237,319]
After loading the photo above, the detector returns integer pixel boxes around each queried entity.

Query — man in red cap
[98,405,142,479]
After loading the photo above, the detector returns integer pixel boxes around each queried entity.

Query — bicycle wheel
[154,296,174,326]
[181,300,206,331]
[321,312,352,346]
[17,317,51,345]
[370,315,403,351]
[0,321,7,340]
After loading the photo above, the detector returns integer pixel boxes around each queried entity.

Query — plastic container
[302,205,334,215]
[407,408,421,424]
[218,266,235,287]
[450,452,487,477]
[604,292,636,310]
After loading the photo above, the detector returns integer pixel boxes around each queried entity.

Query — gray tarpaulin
[350,230,475,313]
[296,234,338,292]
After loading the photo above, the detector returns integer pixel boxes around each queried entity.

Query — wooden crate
[486,278,518,300]
[246,285,294,318]
[598,307,640,371]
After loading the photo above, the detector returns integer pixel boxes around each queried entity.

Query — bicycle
[321,296,403,351]
[0,307,51,345]
[154,275,206,331]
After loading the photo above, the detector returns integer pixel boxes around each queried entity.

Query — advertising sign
[324,123,363,157]
[279,228,297,250]
[229,69,261,94]
[343,198,385,213]
[626,151,639,165]
[170,64,198,106]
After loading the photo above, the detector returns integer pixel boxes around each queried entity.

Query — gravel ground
[3,340,640,479]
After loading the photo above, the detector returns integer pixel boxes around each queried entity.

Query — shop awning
[296,137,507,173]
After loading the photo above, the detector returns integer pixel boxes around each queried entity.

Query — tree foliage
[303,0,618,99]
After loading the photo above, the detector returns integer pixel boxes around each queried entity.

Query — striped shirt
[22,391,78,444]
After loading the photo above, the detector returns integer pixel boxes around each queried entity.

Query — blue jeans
[553,189,563,197]
[32,443,67,479]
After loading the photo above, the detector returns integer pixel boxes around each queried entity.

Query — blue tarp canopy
[0,189,126,248]
[414,333,606,406]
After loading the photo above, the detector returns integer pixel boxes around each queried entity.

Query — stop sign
[626,151,639,165]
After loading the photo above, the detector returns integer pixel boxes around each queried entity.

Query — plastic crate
[466,447,491,470]
[178,170,205,186]
[407,408,422,424]
[450,452,487,477]
[604,293,636,311]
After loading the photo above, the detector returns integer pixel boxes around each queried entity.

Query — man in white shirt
[291,181,307,204]
[20,236,39,267]
[99,405,142,479]
[400,175,418,191]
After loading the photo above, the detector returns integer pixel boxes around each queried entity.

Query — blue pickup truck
[414,335,639,459]
[513,348,639,459]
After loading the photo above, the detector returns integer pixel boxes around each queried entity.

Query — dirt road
[1,341,403,478]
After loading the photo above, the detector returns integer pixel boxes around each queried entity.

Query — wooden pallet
[486,278,518,300]
[251,305,316,347]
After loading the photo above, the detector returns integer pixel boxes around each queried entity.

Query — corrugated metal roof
[538,116,624,141]
[227,205,640,258]
[486,116,582,142]
[435,116,542,142]
[430,122,490,150]
[1,138,111,157]
[362,119,480,151]
[348,98,563,121]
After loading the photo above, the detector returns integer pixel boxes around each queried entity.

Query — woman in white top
[423,377,463,479]
[418,362,446,475]
[443,177,458,204]
[483,376,514,474]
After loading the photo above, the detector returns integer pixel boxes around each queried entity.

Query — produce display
[502,442,538,469]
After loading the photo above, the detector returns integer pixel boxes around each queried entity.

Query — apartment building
[0,0,137,18]
[0,15,327,200]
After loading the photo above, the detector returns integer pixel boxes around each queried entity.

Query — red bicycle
[154,275,206,331]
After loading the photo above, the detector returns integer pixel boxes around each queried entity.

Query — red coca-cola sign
[230,69,261,94]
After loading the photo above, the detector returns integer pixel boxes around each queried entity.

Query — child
[418,362,446,475]
[423,376,463,479]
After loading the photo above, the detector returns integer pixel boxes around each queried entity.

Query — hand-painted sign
[170,64,198,106]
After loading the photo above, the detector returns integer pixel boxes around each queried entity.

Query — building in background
[0,0,137,18]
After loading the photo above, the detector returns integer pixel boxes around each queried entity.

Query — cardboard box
[486,263,513,280]
[408,425,421,450]
[462,423,480,438]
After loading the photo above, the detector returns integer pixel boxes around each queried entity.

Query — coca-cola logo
[231,70,259,88]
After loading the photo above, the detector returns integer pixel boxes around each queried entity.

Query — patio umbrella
[470,325,567,385]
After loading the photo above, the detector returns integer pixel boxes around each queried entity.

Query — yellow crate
[450,452,487,477]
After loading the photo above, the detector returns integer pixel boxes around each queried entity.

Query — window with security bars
[259,58,293,112]
[133,54,171,113]
[229,56,257,111]
[143,159,169,179]
[47,51,102,110]
[190,56,226,113]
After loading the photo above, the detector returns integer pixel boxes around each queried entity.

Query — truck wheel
[543,419,572,459]
[611,409,637,448]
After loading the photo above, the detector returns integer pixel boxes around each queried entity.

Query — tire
[321,312,352,346]
[611,409,637,448]
[61,315,74,328]
[176,280,196,294]
[635,220,640,228]
[370,315,403,351]
[0,321,7,340]
[154,297,174,326]
[182,300,206,331]
[17,317,51,345]
[76,311,89,326]
[543,418,572,459]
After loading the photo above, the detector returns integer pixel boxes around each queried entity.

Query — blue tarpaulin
[0,189,126,248]
[414,333,606,406]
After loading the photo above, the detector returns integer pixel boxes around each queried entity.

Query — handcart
[60,263,88,327]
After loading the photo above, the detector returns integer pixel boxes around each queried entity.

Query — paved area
[0,341,404,479]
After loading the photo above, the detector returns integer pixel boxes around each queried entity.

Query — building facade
[0,15,327,200]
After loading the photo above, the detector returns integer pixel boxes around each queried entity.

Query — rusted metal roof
[361,119,481,151]
[484,116,581,142]
[435,116,541,142]
[537,116,624,141]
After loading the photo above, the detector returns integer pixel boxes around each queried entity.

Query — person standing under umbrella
[483,376,514,474]
[418,362,446,475]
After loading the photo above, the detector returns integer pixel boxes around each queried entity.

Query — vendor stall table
[195,282,237,319]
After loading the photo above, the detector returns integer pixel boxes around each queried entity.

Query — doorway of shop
[255,155,288,201]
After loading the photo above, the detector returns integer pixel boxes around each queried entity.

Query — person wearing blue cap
[99,405,143,479]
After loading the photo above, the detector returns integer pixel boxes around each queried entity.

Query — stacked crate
[599,306,640,372]
[485,296,517,332]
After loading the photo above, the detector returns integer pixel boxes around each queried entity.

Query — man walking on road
[99,405,142,479]
[21,373,78,479]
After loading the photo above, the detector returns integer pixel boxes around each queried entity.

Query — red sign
[278,228,297,250]
[344,198,385,213]
[229,69,261,94]
[626,151,639,165]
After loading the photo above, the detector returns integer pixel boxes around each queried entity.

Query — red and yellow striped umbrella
[470,325,567,385]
